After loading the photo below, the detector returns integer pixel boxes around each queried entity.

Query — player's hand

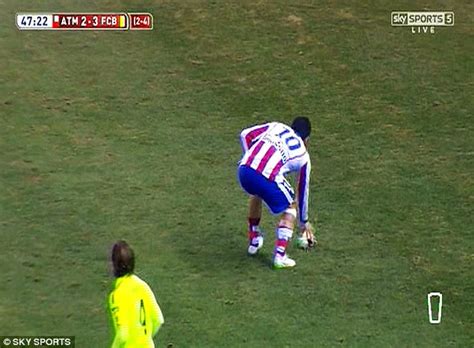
[301,222,316,249]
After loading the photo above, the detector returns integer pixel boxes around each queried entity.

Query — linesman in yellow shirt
[108,240,164,347]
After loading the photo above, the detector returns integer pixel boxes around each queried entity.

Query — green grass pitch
[1,0,473,347]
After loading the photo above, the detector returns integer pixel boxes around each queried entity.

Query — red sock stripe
[248,231,259,241]
[275,239,288,248]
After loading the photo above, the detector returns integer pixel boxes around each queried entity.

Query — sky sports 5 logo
[391,11,454,34]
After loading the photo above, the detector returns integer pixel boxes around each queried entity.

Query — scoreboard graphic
[16,13,153,31]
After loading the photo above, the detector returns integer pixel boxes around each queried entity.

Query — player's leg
[272,204,297,269]
[247,195,264,255]
[248,195,262,230]
[237,165,265,255]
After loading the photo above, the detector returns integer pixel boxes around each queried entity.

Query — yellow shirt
[109,274,164,348]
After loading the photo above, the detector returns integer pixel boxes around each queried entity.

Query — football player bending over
[238,117,316,269]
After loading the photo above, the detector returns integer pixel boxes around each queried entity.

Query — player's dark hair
[111,240,135,278]
[291,116,311,140]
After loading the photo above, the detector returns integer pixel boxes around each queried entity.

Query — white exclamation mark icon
[427,292,443,324]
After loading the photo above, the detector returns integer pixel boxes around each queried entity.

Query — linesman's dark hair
[111,240,135,278]
[291,116,311,140]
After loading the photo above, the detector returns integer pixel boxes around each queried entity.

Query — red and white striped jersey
[239,122,311,223]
